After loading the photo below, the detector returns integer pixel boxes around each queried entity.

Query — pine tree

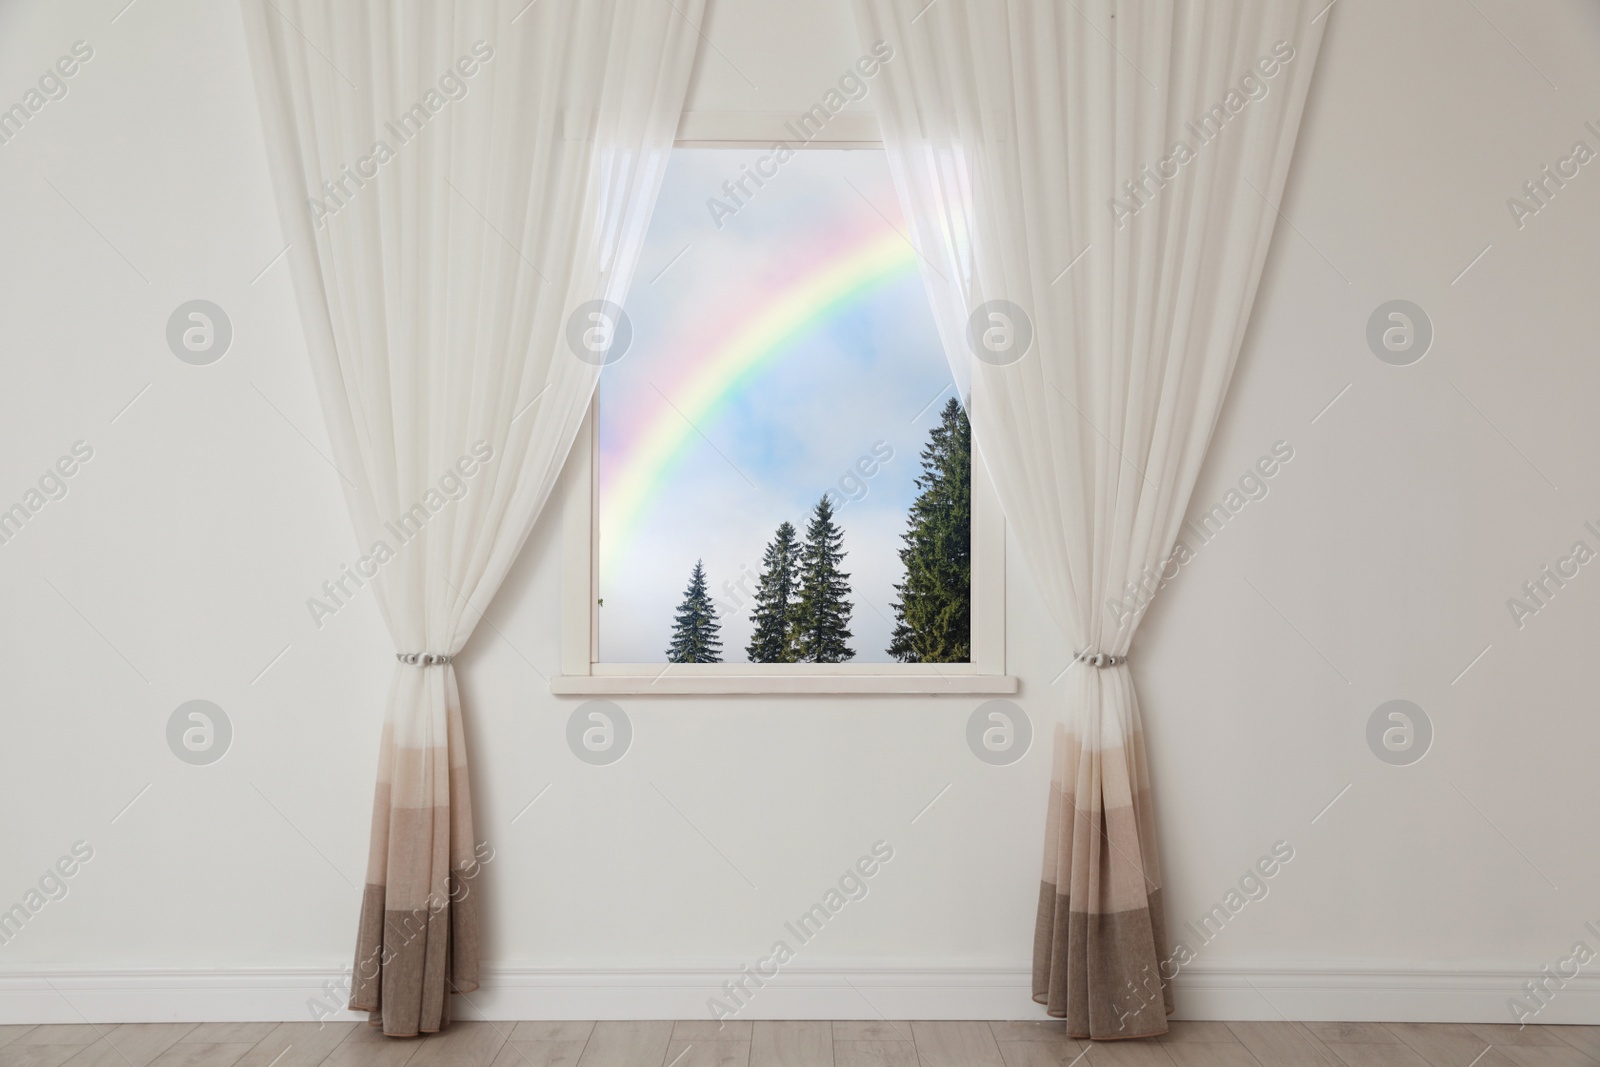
[888,397,971,662]
[666,559,723,663]
[746,521,801,663]
[793,495,855,663]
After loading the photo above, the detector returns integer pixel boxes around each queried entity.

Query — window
[554,135,1010,694]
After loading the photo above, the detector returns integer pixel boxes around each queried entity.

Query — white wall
[1,0,1597,1025]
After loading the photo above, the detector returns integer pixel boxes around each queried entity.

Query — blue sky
[598,148,958,663]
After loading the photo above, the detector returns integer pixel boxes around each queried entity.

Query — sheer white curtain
[240,0,701,1036]
[852,0,1325,1038]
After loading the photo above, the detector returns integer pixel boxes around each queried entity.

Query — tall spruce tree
[793,495,855,662]
[666,559,723,663]
[746,521,801,663]
[888,397,971,662]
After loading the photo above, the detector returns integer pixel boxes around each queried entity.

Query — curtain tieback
[396,652,454,667]
[1075,651,1127,668]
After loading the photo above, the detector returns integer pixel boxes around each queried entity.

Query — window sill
[549,671,1019,696]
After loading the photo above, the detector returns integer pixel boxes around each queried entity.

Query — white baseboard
[1173,965,1600,1025]
[1,964,1595,1026]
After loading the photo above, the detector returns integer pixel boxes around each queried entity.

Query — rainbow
[601,229,920,569]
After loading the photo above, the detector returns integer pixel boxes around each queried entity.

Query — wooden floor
[1,1020,1597,1067]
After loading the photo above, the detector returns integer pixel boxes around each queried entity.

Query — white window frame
[550,114,1013,696]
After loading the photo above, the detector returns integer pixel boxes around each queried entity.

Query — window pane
[598,148,966,664]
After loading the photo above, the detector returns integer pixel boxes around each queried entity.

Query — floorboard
[0,1022,1591,1067]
